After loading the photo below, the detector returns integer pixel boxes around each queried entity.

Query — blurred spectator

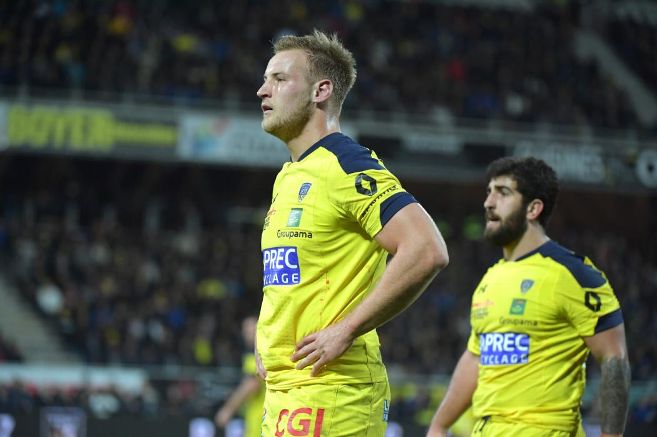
[36,278,65,316]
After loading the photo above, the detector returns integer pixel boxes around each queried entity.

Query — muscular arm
[292,203,449,375]
[426,350,479,437]
[583,324,631,437]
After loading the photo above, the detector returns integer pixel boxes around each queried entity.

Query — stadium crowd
[0,379,161,418]
[0,0,645,129]
[608,15,657,97]
[0,157,655,375]
[1,0,656,431]
[0,156,655,427]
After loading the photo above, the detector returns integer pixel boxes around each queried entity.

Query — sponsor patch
[275,407,324,437]
[263,208,276,230]
[480,332,529,366]
[509,298,527,315]
[277,229,313,239]
[358,184,398,219]
[263,246,301,286]
[498,317,539,327]
[355,173,378,196]
[383,399,389,422]
[472,299,494,319]
[287,208,303,227]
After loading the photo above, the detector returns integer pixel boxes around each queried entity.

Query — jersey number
[585,291,601,312]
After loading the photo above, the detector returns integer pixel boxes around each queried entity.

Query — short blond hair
[273,29,357,114]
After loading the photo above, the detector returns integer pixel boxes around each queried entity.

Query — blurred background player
[256,30,448,436]
[427,157,630,437]
[214,316,264,437]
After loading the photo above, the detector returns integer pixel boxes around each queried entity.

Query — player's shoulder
[535,240,606,288]
[317,132,385,175]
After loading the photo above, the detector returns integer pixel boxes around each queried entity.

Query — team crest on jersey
[298,182,312,202]
[520,279,534,294]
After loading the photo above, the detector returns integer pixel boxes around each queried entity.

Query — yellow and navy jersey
[258,132,416,389]
[467,240,623,431]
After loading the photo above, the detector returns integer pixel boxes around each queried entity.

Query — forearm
[428,350,478,435]
[599,356,631,435]
[226,377,261,408]
[291,204,448,375]
[342,239,446,337]
[216,376,261,426]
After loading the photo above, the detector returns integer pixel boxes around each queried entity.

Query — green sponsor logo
[286,208,303,227]
[509,298,527,315]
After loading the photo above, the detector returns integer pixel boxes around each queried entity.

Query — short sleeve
[555,258,622,337]
[328,159,416,237]
[467,330,480,356]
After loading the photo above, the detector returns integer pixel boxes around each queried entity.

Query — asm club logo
[275,407,324,437]
[298,182,312,202]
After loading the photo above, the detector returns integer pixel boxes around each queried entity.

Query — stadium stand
[0,0,647,129]
[0,156,655,428]
[0,335,21,363]
[607,11,657,97]
[0,0,656,434]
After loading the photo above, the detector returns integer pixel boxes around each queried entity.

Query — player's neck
[287,112,340,161]
[502,225,549,261]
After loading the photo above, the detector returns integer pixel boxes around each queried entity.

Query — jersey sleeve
[555,258,622,337]
[466,330,480,356]
[327,156,416,238]
[242,353,258,376]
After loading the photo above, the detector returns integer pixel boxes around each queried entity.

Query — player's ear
[526,199,544,221]
[312,79,333,104]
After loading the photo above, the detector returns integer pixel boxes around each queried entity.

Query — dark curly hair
[486,157,559,227]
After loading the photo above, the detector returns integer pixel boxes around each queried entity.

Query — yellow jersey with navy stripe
[258,132,416,389]
[467,240,623,431]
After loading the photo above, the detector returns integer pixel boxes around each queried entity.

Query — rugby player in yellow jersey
[255,30,449,436]
[427,157,631,437]
[214,316,265,437]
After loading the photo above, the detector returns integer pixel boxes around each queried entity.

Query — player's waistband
[473,414,580,434]
[266,372,388,391]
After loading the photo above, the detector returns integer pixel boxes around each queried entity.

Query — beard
[484,204,528,247]
[262,98,313,143]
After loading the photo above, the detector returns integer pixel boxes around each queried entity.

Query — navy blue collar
[296,132,347,161]
[514,240,558,262]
